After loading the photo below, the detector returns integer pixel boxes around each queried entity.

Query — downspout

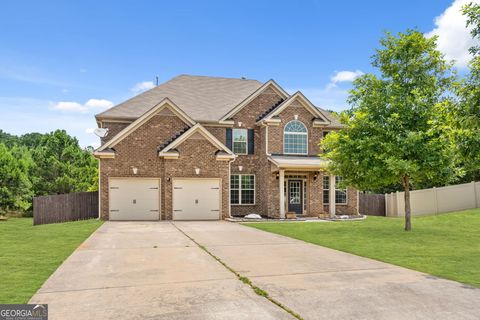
[264,124,271,156]
[97,159,101,220]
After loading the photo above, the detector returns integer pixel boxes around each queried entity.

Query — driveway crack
[171,222,304,320]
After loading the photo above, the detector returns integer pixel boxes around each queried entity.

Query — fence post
[395,191,400,216]
[472,181,477,209]
[433,187,438,215]
[384,193,388,216]
[474,182,479,208]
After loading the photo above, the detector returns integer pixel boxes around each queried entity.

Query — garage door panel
[109,178,160,221]
[173,179,221,220]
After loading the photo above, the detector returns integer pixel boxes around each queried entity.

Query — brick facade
[100,121,131,145]
[98,86,359,220]
[99,107,230,220]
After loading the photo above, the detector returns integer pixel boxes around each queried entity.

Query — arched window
[284,120,308,154]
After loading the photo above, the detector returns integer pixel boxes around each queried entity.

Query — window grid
[323,176,347,204]
[233,129,247,154]
[231,174,255,205]
[289,181,301,204]
[284,120,308,155]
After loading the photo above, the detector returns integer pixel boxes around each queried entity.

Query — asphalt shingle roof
[96,75,262,122]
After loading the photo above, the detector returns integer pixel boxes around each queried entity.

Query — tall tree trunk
[403,175,412,231]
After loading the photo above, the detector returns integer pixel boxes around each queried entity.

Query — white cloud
[62,88,69,93]
[90,142,100,148]
[426,0,480,68]
[80,68,87,73]
[0,96,100,148]
[85,128,95,134]
[131,81,155,94]
[330,70,364,84]
[51,98,114,113]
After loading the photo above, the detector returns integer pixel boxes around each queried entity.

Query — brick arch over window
[283,120,308,154]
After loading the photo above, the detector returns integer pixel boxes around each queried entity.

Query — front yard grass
[0,218,103,303]
[246,209,480,287]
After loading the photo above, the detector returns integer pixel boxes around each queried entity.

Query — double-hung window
[232,129,248,154]
[323,176,347,204]
[231,174,255,204]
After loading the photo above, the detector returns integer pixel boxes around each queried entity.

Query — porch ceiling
[268,155,329,171]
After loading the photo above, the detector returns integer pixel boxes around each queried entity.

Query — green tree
[322,30,457,231]
[453,3,480,182]
[31,130,98,195]
[0,143,33,213]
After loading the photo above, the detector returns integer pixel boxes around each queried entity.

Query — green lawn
[246,209,480,287]
[0,218,103,303]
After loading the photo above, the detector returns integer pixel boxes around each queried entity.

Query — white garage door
[172,179,221,220]
[109,178,160,220]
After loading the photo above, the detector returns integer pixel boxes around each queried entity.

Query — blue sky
[0,0,476,147]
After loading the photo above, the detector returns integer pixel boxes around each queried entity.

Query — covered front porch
[268,155,339,218]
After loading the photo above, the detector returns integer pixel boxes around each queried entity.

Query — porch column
[329,175,336,217]
[279,169,285,219]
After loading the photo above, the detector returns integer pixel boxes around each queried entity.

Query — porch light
[313,173,318,181]
[238,165,243,172]
[195,167,200,175]
[132,167,138,175]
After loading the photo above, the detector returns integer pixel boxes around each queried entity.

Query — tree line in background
[323,3,480,230]
[0,130,98,215]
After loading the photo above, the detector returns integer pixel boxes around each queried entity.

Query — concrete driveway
[31,221,480,319]
[29,222,293,320]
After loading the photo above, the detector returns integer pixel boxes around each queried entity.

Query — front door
[288,180,303,214]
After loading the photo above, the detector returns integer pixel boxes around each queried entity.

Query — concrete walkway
[174,221,480,320]
[30,221,480,319]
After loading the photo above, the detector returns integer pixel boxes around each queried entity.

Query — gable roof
[97,98,194,151]
[258,91,330,124]
[158,123,234,157]
[96,75,262,122]
[219,79,289,121]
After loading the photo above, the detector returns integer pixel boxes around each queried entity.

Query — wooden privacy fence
[359,193,386,216]
[33,191,98,225]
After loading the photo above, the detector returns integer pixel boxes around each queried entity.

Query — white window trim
[323,176,347,205]
[283,120,308,155]
[233,128,248,155]
[231,174,256,205]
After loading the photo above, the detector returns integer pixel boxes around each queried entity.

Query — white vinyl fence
[386,181,480,217]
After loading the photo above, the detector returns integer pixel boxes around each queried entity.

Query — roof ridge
[176,74,261,82]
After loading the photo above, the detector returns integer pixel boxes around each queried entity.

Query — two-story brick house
[93,75,358,220]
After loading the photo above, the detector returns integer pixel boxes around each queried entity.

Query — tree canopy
[0,130,98,214]
[322,30,458,230]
